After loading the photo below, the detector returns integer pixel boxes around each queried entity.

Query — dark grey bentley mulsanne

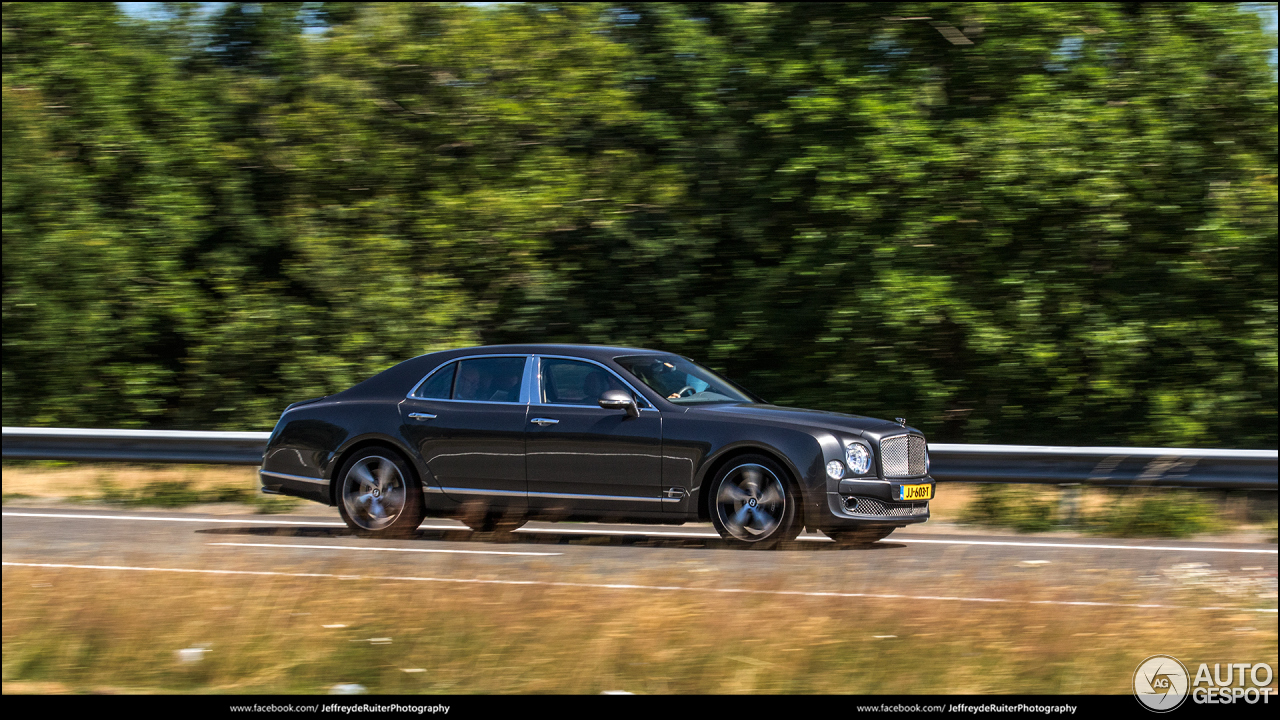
[260,344,935,547]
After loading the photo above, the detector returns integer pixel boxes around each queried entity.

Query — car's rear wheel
[825,526,896,546]
[337,448,424,538]
[709,454,800,549]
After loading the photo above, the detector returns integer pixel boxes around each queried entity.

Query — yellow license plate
[900,483,933,501]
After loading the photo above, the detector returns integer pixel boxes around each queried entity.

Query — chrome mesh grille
[844,496,928,517]
[881,434,928,477]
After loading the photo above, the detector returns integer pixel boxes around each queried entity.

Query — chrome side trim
[533,354,657,411]
[260,470,328,486]
[424,486,665,503]
[531,490,663,503]
[424,487,525,498]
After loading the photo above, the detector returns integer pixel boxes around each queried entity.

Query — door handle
[408,413,437,420]
[530,418,559,426]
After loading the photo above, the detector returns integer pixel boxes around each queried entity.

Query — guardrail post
[1058,483,1081,527]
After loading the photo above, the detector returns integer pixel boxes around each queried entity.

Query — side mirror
[598,389,639,418]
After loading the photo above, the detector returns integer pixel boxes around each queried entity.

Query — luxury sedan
[259,344,934,547]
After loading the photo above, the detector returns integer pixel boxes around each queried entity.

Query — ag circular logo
[1134,655,1190,712]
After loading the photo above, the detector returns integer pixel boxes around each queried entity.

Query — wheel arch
[696,444,809,528]
[326,435,421,506]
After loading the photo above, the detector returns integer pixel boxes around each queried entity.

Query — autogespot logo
[1134,655,1190,712]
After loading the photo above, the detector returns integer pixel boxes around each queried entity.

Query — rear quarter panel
[262,355,443,504]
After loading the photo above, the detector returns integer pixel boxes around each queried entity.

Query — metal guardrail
[2,427,270,465]
[3,427,1277,489]
[928,443,1277,490]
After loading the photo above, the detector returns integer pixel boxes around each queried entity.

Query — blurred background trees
[3,2,1275,447]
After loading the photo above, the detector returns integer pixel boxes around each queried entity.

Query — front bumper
[821,476,935,528]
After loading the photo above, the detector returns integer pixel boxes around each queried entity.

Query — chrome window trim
[406,354,534,405]
[260,470,328,486]
[519,354,535,404]
[532,354,657,411]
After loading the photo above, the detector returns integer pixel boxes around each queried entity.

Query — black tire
[825,526,896,546]
[336,447,424,538]
[708,454,801,549]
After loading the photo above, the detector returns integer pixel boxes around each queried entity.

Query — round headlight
[825,460,845,480]
[845,442,872,475]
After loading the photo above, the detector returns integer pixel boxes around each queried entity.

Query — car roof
[335,344,677,399]
[423,343,669,360]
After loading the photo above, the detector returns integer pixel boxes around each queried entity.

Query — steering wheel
[669,385,697,399]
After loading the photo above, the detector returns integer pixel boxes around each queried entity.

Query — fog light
[826,460,845,480]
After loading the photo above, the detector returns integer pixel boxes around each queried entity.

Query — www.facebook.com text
[856,704,1077,714]
[229,705,449,714]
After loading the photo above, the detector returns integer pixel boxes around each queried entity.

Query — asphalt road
[2,507,1276,613]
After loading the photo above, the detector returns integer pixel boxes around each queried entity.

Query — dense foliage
[3,3,1276,446]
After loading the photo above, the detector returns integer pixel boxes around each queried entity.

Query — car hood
[683,403,919,441]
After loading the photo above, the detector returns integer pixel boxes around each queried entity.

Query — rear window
[414,362,456,399]
[453,357,526,402]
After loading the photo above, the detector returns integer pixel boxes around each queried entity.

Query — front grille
[880,434,928,477]
[844,496,929,517]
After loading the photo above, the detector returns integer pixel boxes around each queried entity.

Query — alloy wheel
[714,462,788,542]
[341,455,407,531]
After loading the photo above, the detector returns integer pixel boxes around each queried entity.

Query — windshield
[614,355,757,404]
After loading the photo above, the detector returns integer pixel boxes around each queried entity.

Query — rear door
[525,356,663,515]
[399,355,531,509]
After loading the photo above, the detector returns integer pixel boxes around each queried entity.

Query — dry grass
[3,563,1276,695]
[2,463,260,500]
[2,463,299,514]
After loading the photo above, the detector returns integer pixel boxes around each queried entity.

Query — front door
[525,356,662,515]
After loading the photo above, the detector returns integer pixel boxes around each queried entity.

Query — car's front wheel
[337,448,424,538]
[709,455,800,549]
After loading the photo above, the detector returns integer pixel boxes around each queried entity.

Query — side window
[414,362,456,399]
[541,359,630,405]
[454,357,526,403]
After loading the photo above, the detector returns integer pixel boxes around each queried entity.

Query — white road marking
[508,525,720,539]
[4,561,1275,614]
[207,541,560,557]
[4,511,1277,555]
[891,538,1279,555]
[3,511,346,527]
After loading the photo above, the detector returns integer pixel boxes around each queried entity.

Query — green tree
[3,3,1275,447]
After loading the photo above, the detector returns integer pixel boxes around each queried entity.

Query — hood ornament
[895,417,907,426]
